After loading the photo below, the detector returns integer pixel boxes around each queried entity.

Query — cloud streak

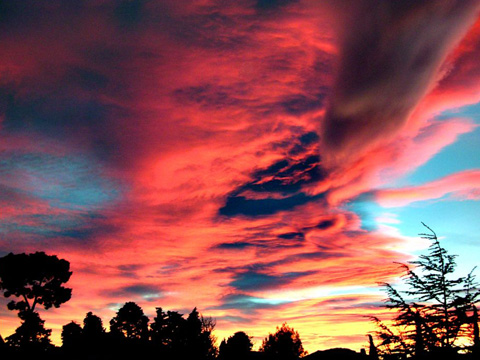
[321,0,480,167]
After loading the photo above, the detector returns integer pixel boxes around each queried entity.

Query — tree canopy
[109,301,149,341]
[61,321,82,350]
[219,331,253,360]
[0,252,72,316]
[260,323,306,360]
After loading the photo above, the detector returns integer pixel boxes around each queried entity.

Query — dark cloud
[174,83,326,118]
[229,270,317,291]
[321,0,480,164]
[214,231,305,251]
[210,293,291,312]
[256,0,298,10]
[245,155,324,194]
[299,131,320,146]
[219,136,327,217]
[174,84,246,109]
[215,242,265,250]
[278,93,326,116]
[216,251,339,278]
[66,67,110,91]
[219,192,322,217]
[277,232,304,240]
[0,84,121,161]
[114,0,146,29]
[107,284,163,299]
[117,264,145,278]
[216,315,251,323]
[0,212,119,250]
[315,219,335,230]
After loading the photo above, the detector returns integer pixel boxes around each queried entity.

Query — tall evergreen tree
[372,224,480,357]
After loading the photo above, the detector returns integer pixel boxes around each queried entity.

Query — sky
[1,0,480,353]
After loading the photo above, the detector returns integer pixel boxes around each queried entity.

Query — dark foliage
[61,321,82,350]
[372,224,480,358]
[83,311,105,339]
[5,311,51,350]
[219,331,254,360]
[110,301,150,341]
[260,323,306,360]
[0,252,72,316]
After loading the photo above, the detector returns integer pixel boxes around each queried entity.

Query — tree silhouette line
[0,224,479,360]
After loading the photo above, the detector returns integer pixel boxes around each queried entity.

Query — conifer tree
[372,223,480,357]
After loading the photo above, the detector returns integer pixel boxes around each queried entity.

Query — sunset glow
[1,0,480,353]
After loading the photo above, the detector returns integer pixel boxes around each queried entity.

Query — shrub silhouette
[260,323,306,360]
[110,301,149,341]
[219,331,253,360]
[83,311,105,340]
[61,321,82,350]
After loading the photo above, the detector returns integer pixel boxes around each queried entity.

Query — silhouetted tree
[472,305,480,356]
[109,302,149,341]
[83,311,105,339]
[368,334,379,360]
[200,314,218,359]
[372,223,480,358]
[151,307,168,345]
[162,309,188,356]
[260,323,306,360]
[219,331,253,360]
[0,252,72,318]
[184,307,218,360]
[61,321,82,350]
[5,311,51,351]
[81,312,106,359]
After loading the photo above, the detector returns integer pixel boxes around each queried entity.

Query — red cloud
[375,170,480,207]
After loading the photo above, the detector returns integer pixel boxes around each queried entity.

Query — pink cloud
[375,170,480,207]
[1,0,480,353]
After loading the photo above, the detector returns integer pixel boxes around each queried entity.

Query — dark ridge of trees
[1,224,479,360]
